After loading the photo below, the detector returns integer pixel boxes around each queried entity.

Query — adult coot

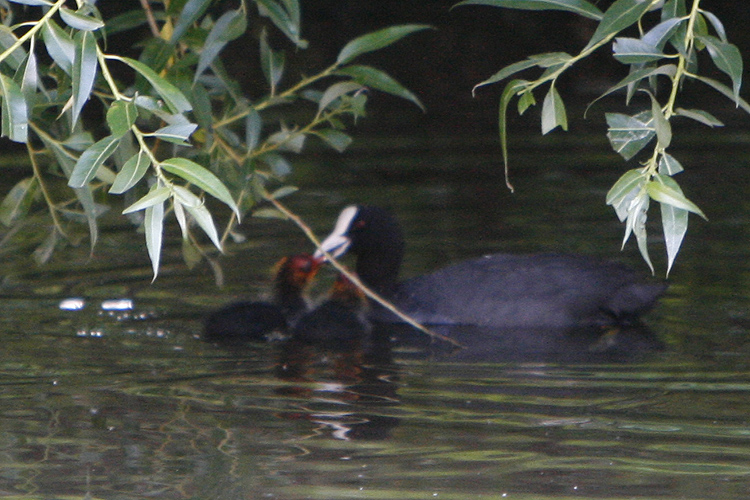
[292,273,371,345]
[314,205,667,328]
[203,254,322,343]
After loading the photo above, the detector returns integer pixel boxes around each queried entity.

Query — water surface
[1,132,749,499]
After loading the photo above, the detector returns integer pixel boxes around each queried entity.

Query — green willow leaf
[642,17,684,49]
[612,37,665,64]
[256,0,307,48]
[473,59,540,94]
[260,28,285,89]
[144,199,165,280]
[315,129,353,153]
[106,100,138,137]
[123,185,171,214]
[606,168,645,206]
[453,0,603,21]
[59,7,105,31]
[318,81,364,114]
[160,158,239,218]
[111,56,192,114]
[73,186,100,252]
[498,79,528,192]
[185,203,222,250]
[0,26,27,70]
[697,35,743,103]
[661,201,688,276]
[145,123,198,144]
[336,65,425,111]
[195,8,247,81]
[622,190,652,273]
[584,0,652,51]
[701,9,727,42]
[336,25,432,66]
[68,135,120,188]
[110,151,151,194]
[0,74,28,142]
[606,112,655,160]
[647,92,671,150]
[9,0,53,5]
[646,177,707,219]
[72,30,98,128]
[0,177,38,226]
[41,19,75,75]
[658,153,684,175]
[590,64,676,109]
[690,74,750,115]
[246,107,262,153]
[674,107,723,127]
[541,86,567,134]
[170,0,212,43]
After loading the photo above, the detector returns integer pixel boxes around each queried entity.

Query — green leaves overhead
[336,25,432,65]
[454,0,603,21]
[460,0,746,274]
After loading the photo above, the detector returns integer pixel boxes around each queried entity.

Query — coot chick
[314,205,666,329]
[203,254,322,343]
[292,273,371,346]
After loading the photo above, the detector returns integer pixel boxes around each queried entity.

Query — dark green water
[1,133,749,499]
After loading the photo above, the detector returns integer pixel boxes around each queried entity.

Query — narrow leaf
[246,107,262,152]
[145,123,198,144]
[0,177,38,226]
[336,65,425,111]
[647,92,671,149]
[315,129,353,153]
[646,177,707,219]
[612,37,665,64]
[195,9,247,80]
[0,26,27,70]
[110,151,151,194]
[41,20,76,75]
[185,203,222,250]
[674,107,723,127]
[584,0,652,51]
[336,25,432,65]
[160,158,239,217]
[318,81,364,114]
[606,168,645,206]
[658,153,683,175]
[123,185,171,214]
[453,0,603,21]
[0,74,28,142]
[605,112,655,160]
[170,0,212,43]
[59,7,105,31]
[541,86,567,134]
[68,135,120,188]
[111,56,192,113]
[256,0,307,48]
[106,100,138,137]
[144,200,164,280]
[700,10,727,42]
[498,79,528,192]
[697,35,743,103]
[690,74,750,115]
[71,30,98,128]
[661,202,687,276]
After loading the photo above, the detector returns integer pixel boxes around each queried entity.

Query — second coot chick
[292,273,371,345]
[203,254,321,343]
[314,205,667,329]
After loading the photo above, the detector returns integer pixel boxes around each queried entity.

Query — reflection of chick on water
[276,276,399,441]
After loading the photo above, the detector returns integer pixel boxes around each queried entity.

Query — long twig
[266,196,465,349]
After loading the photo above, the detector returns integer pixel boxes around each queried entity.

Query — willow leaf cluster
[457,0,747,274]
[0,0,427,279]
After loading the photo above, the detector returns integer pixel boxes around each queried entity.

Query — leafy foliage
[457,0,746,275]
[0,0,427,279]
